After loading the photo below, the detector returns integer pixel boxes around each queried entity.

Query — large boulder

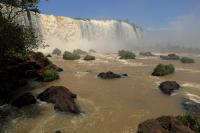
[137,116,196,133]
[37,86,80,114]
[159,81,180,95]
[11,93,37,108]
[98,71,122,79]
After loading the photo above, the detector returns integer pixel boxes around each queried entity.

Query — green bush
[42,70,59,82]
[180,57,195,63]
[52,48,62,56]
[118,50,136,59]
[181,115,200,132]
[84,55,95,61]
[139,52,154,56]
[29,52,52,67]
[152,64,175,76]
[0,14,43,65]
[160,54,180,60]
[63,51,80,60]
[73,49,87,55]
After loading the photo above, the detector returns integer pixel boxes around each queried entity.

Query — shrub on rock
[84,55,95,61]
[73,49,87,55]
[28,52,52,67]
[139,52,154,56]
[152,64,175,76]
[42,70,59,82]
[180,57,195,63]
[63,51,80,60]
[52,48,62,56]
[160,54,180,60]
[118,50,136,59]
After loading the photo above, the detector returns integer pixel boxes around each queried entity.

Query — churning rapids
[2,53,200,133]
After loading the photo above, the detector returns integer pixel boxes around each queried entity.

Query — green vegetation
[84,55,95,61]
[160,54,180,60]
[139,52,154,56]
[73,49,87,55]
[52,48,62,56]
[29,52,52,67]
[181,115,200,132]
[0,0,43,66]
[152,64,175,76]
[42,70,59,82]
[118,50,136,59]
[63,51,81,60]
[180,57,195,63]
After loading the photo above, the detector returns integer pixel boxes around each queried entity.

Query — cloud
[144,7,200,48]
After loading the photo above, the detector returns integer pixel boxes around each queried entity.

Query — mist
[142,7,200,49]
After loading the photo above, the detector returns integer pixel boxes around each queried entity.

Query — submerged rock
[11,93,37,108]
[37,86,80,114]
[98,71,122,79]
[137,116,195,133]
[159,81,180,95]
[55,130,62,133]
[182,99,200,115]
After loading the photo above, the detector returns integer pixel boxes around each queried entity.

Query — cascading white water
[17,13,143,53]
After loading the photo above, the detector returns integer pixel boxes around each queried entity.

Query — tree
[0,14,43,65]
[0,0,40,26]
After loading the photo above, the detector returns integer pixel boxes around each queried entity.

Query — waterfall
[17,13,143,52]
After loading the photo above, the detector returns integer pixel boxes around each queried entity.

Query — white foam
[185,93,200,103]
[182,83,200,89]
[177,68,200,73]
[119,60,145,67]
[74,72,89,77]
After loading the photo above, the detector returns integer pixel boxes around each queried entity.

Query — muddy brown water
[3,53,200,133]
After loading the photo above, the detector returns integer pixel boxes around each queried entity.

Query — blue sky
[38,0,200,29]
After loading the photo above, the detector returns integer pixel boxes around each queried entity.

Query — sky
[39,0,200,48]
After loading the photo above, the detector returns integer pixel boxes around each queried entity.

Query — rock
[98,71,121,79]
[152,64,175,76]
[44,64,63,72]
[182,99,200,115]
[55,130,62,133]
[11,93,37,108]
[122,73,128,76]
[159,81,180,95]
[46,54,52,57]
[37,86,80,114]
[137,116,195,133]
[139,52,154,56]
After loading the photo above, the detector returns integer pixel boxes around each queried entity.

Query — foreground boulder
[37,86,80,114]
[98,71,127,79]
[137,116,196,133]
[182,99,200,115]
[11,93,37,108]
[159,81,180,95]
